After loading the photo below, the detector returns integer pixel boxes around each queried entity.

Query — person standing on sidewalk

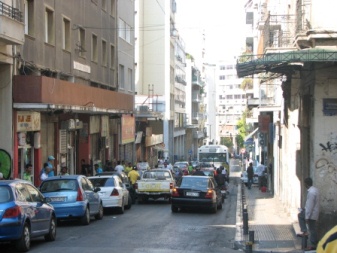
[297,177,320,250]
[247,162,254,189]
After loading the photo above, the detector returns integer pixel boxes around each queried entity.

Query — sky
[175,0,247,63]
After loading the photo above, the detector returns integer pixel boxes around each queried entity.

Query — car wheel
[15,222,30,252]
[81,207,90,225]
[118,198,125,214]
[44,216,57,241]
[125,195,132,210]
[95,203,104,220]
[171,205,178,213]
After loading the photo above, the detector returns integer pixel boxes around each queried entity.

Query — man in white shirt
[115,161,124,173]
[297,177,320,250]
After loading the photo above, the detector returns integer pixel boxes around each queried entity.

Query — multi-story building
[185,58,206,161]
[217,61,247,154]
[135,0,188,163]
[0,0,24,180]
[237,0,337,234]
[6,0,134,185]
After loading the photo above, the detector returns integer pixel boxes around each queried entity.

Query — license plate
[51,197,65,202]
[186,192,199,197]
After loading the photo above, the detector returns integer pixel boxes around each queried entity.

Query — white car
[88,175,131,214]
[241,166,259,185]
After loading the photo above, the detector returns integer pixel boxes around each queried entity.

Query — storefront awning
[236,48,337,78]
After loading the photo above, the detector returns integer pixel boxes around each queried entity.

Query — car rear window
[40,179,78,193]
[89,178,115,187]
[0,186,12,203]
[142,171,171,179]
[178,177,209,190]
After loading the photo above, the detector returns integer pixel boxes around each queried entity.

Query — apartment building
[237,0,337,234]
[217,62,247,154]
[5,0,134,185]
[135,0,189,163]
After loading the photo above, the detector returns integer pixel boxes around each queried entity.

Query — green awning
[236,48,337,78]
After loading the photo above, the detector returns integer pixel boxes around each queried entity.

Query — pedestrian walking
[246,162,254,189]
[297,177,320,250]
[40,163,50,181]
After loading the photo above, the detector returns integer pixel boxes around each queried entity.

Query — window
[220,65,225,70]
[102,40,107,66]
[128,68,132,91]
[110,0,116,16]
[78,27,86,57]
[118,18,126,40]
[226,95,233,99]
[119,64,125,89]
[45,8,54,44]
[219,75,225,80]
[110,44,115,69]
[24,0,34,36]
[92,34,98,62]
[62,18,70,51]
[25,184,42,202]
[119,18,132,44]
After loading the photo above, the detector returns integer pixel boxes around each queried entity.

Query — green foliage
[240,78,253,90]
[221,137,233,149]
[236,110,249,149]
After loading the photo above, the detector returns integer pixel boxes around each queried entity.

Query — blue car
[39,175,103,225]
[0,180,56,252]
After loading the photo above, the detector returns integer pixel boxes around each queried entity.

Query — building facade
[238,0,337,235]
[0,0,135,185]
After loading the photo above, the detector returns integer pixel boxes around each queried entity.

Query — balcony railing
[0,1,23,22]
[262,14,296,51]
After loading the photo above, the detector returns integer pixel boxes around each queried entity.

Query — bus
[197,145,230,174]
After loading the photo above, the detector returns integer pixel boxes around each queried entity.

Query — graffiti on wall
[316,134,337,208]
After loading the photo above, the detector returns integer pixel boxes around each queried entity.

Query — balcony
[193,130,205,139]
[0,1,24,45]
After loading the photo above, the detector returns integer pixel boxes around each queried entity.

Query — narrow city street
[2,171,241,253]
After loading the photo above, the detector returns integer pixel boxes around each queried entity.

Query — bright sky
[175,0,247,63]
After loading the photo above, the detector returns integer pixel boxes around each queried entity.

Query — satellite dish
[0,149,11,179]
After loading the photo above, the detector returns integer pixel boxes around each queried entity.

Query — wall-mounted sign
[17,111,41,132]
[73,61,91,73]
[323,98,337,116]
[121,115,135,144]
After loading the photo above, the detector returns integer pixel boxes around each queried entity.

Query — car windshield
[0,186,12,203]
[178,177,209,190]
[89,178,115,187]
[142,171,171,179]
[40,179,78,192]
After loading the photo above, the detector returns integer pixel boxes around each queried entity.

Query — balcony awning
[244,128,259,143]
[236,48,337,78]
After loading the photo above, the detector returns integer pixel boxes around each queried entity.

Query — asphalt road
[2,166,241,253]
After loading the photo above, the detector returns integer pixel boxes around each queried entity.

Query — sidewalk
[234,181,309,253]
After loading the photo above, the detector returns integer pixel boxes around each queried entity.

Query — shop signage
[73,61,91,73]
[17,111,41,132]
[121,115,135,144]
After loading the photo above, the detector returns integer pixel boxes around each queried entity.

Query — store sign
[17,112,41,132]
[121,115,135,144]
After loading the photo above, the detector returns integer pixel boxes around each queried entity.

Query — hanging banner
[121,115,135,144]
[258,115,270,133]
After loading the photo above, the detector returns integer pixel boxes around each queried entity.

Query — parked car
[171,175,223,213]
[97,171,136,204]
[39,175,103,225]
[0,180,56,252]
[88,174,131,214]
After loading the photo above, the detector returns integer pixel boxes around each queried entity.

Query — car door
[24,183,51,235]
[15,183,41,234]
[81,177,99,214]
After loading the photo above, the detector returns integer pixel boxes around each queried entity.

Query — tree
[236,110,249,149]
[240,78,253,90]
[221,137,233,149]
